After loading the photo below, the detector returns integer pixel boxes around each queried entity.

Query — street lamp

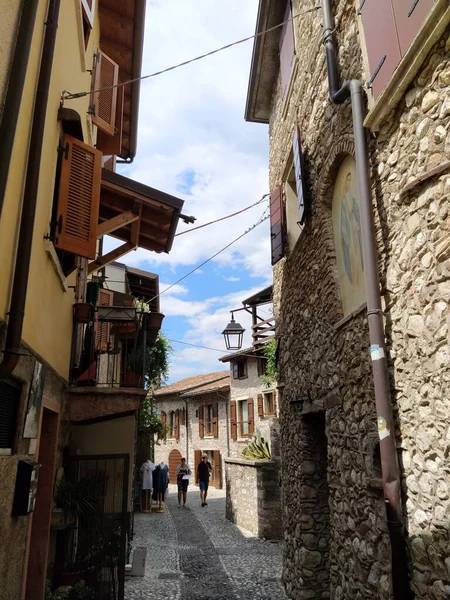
[222,312,245,351]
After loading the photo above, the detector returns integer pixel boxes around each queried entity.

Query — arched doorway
[168,449,182,482]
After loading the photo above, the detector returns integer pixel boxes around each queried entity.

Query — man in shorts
[176,457,191,507]
[196,452,212,507]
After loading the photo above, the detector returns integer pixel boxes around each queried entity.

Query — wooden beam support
[97,209,139,238]
[88,241,135,274]
[130,203,142,246]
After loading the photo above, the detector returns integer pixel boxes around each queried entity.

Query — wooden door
[213,450,222,490]
[168,449,182,483]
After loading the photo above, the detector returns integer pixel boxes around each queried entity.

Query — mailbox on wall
[12,460,40,516]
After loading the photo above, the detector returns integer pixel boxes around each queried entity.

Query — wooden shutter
[360,0,402,99]
[230,400,237,441]
[161,410,166,424]
[248,398,255,436]
[194,449,202,483]
[175,409,180,440]
[179,407,186,426]
[279,1,295,99]
[391,0,434,56]
[213,450,222,490]
[91,50,119,135]
[257,393,264,418]
[273,392,278,416]
[232,363,239,379]
[54,135,102,259]
[103,155,116,172]
[199,405,204,439]
[293,126,306,225]
[96,85,124,156]
[81,0,96,28]
[212,403,218,438]
[95,288,113,352]
[0,379,20,448]
[270,186,285,265]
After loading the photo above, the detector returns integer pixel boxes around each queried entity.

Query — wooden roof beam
[97,208,139,238]
[88,241,135,274]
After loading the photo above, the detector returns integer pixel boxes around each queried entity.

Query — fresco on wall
[332,155,366,316]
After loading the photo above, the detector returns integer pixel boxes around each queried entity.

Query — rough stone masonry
[266,1,450,599]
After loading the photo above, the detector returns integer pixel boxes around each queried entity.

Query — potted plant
[144,312,165,331]
[51,476,97,530]
[122,347,144,387]
[73,303,93,324]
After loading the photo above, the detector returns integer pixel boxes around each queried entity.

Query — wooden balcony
[252,316,276,348]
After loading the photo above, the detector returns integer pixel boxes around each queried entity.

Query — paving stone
[125,485,288,600]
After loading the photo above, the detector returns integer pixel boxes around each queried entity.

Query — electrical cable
[167,338,267,360]
[175,193,269,236]
[62,5,322,100]
[147,213,270,305]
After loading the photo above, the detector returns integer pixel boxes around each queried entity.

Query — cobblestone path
[125,485,288,600]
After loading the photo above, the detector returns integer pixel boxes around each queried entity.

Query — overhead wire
[147,212,270,305]
[175,193,269,236]
[62,5,322,100]
[167,338,267,361]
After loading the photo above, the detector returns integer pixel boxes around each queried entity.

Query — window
[199,403,218,438]
[52,135,102,260]
[168,410,179,439]
[279,1,296,100]
[237,398,254,438]
[257,357,266,377]
[232,360,247,379]
[257,391,277,417]
[0,379,20,451]
[360,0,434,100]
[205,404,214,436]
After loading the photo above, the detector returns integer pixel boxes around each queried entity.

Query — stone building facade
[245,1,450,599]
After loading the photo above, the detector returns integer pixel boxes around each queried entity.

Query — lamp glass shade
[222,318,245,351]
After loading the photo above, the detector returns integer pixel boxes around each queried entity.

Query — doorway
[168,449,182,482]
[25,408,59,600]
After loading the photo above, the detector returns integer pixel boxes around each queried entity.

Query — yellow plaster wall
[70,415,136,510]
[0,0,100,379]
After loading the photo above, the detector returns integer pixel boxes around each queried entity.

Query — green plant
[139,395,168,442]
[53,477,98,520]
[124,333,172,386]
[242,429,271,460]
[259,338,277,387]
[45,581,95,600]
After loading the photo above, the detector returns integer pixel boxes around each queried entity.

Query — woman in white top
[176,457,192,507]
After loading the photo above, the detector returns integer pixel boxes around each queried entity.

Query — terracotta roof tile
[154,371,230,397]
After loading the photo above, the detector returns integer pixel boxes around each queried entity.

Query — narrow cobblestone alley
[125,486,287,600]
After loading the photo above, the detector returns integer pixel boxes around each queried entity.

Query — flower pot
[144,312,165,331]
[73,302,93,324]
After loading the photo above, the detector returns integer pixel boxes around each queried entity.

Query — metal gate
[63,454,130,600]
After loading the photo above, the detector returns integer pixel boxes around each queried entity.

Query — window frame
[205,404,214,437]
[232,359,248,380]
[263,390,276,417]
[168,410,176,439]
[238,399,250,438]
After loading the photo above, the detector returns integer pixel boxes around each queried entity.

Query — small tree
[259,338,277,387]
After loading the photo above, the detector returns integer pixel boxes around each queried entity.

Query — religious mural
[332,155,366,316]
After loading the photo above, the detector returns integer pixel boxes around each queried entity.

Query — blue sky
[104,0,271,382]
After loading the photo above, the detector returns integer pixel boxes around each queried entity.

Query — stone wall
[267,1,450,598]
[225,457,282,540]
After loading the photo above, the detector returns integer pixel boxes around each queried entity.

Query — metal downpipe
[0,0,39,217]
[0,0,62,378]
[320,1,412,598]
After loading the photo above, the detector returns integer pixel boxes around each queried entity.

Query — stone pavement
[125,484,288,600]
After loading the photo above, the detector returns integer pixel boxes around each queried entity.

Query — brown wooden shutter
[232,363,239,379]
[212,403,218,438]
[199,405,204,439]
[213,450,222,490]
[360,0,401,99]
[230,400,237,441]
[95,289,113,352]
[273,392,278,416]
[175,409,180,440]
[91,50,119,135]
[248,397,255,436]
[279,1,295,99]
[81,0,95,28]
[96,85,124,156]
[391,0,434,57]
[257,393,264,418]
[54,135,101,259]
[103,155,116,172]
[270,186,285,265]
[161,410,166,424]
[293,126,306,225]
[194,449,202,483]
[179,407,185,426]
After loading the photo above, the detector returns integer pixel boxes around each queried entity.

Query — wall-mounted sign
[23,360,45,439]
[12,460,40,516]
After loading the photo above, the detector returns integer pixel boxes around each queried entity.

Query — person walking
[196,452,212,507]
[176,457,192,508]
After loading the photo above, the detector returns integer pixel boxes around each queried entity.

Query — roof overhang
[219,347,257,363]
[242,285,273,307]
[244,0,285,124]
[126,266,160,311]
[99,0,146,161]
[89,169,184,274]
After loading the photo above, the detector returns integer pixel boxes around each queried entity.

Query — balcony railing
[251,317,276,349]
[71,307,146,389]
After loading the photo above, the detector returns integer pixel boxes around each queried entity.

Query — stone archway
[168,448,182,482]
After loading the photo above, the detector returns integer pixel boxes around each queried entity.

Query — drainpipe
[216,391,231,458]
[0,0,62,378]
[321,2,412,598]
[0,0,39,217]
[183,398,189,464]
